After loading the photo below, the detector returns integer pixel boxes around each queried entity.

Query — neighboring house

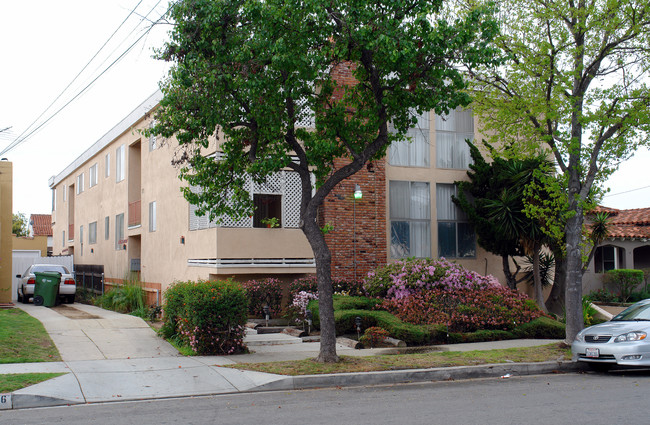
[49,86,507,297]
[28,214,53,256]
[583,207,650,294]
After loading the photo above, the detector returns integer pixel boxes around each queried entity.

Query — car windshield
[30,265,69,275]
[612,302,650,321]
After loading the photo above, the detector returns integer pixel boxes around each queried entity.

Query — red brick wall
[320,159,387,282]
[319,61,388,281]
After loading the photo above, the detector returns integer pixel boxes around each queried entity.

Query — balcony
[128,200,141,227]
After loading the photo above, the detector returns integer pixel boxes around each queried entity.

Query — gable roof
[30,214,52,236]
[595,207,650,240]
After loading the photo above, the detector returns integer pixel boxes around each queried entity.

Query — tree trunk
[532,242,548,314]
[301,211,339,363]
[545,253,566,316]
[564,209,584,344]
[502,254,518,290]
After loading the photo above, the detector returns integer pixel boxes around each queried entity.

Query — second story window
[89,163,98,187]
[76,173,84,194]
[116,145,125,182]
[435,108,474,169]
[389,110,430,168]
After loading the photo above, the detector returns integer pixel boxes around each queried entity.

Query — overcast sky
[1,0,648,218]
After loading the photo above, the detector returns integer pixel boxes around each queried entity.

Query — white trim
[188,258,315,268]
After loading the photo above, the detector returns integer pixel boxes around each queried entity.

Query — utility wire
[0,1,166,156]
[603,184,650,198]
[0,22,160,157]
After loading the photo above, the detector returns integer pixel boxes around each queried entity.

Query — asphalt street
[3,371,649,425]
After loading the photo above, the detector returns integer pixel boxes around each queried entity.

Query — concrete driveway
[17,303,179,361]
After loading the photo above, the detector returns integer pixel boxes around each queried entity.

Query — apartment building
[49,90,508,296]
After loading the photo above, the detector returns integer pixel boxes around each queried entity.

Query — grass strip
[227,343,570,376]
[0,308,61,364]
[0,373,66,393]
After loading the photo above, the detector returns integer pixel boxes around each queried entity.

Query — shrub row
[162,280,248,355]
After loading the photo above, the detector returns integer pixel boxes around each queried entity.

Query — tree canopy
[462,0,650,342]
[12,212,28,237]
[153,0,498,361]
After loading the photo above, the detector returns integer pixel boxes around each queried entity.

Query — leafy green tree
[454,141,555,311]
[12,212,28,237]
[151,0,498,361]
[463,0,650,343]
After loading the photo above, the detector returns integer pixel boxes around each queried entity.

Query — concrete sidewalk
[1,304,576,410]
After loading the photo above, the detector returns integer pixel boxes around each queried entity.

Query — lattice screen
[188,171,303,230]
[295,97,315,128]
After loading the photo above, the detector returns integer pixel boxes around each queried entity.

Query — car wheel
[587,362,613,372]
[17,290,23,303]
[66,295,75,304]
[21,289,30,304]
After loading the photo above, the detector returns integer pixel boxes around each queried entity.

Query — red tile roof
[595,207,650,239]
[30,214,52,236]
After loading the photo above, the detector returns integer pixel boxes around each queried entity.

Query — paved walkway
[1,304,573,410]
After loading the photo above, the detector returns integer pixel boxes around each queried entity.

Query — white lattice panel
[253,173,282,194]
[295,97,315,128]
[283,171,302,228]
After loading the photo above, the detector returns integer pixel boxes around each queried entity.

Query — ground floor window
[390,180,431,258]
[595,245,625,273]
[436,183,476,258]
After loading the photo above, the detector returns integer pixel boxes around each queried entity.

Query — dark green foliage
[95,280,145,314]
[604,269,645,303]
[162,280,249,355]
[512,317,566,339]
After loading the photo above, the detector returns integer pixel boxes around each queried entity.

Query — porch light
[354,184,363,199]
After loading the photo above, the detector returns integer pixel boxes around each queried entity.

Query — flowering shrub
[380,286,542,333]
[241,278,284,318]
[291,291,319,317]
[162,280,248,355]
[359,327,391,348]
[364,258,500,299]
[288,276,365,299]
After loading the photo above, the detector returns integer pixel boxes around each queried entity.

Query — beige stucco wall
[11,235,47,257]
[0,160,12,303]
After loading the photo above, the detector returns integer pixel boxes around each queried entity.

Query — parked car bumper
[572,340,650,367]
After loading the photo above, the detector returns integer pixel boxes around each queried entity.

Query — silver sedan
[16,264,77,304]
[572,299,650,371]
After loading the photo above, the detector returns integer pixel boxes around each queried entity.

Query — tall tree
[152,0,498,361]
[12,212,28,237]
[454,141,555,311]
[462,0,650,343]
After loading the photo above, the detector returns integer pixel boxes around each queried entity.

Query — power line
[0,1,168,156]
[603,184,650,198]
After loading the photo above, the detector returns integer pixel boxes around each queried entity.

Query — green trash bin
[33,272,61,307]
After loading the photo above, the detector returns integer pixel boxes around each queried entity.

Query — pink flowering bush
[241,278,284,318]
[162,280,248,355]
[358,327,391,348]
[364,258,501,299]
[381,287,543,333]
[289,275,365,298]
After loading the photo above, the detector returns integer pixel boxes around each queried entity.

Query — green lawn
[0,308,63,393]
[228,343,571,375]
[0,308,61,364]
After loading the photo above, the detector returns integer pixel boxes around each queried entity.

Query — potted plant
[261,217,280,228]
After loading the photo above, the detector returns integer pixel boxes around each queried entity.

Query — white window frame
[389,180,431,259]
[435,108,474,170]
[105,216,110,240]
[105,153,110,178]
[149,201,157,232]
[116,145,125,182]
[115,213,124,250]
[76,173,84,194]
[79,225,84,256]
[436,183,476,258]
[149,120,157,151]
[389,110,430,168]
[89,163,98,187]
[89,221,97,244]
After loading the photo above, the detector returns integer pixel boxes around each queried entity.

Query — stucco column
[0,160,13,304]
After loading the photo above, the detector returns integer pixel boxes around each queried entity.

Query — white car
[16,264,76,304]
[572,299,650,371]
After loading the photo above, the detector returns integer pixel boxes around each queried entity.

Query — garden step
[244,333,303,346]
[255,326,287,334]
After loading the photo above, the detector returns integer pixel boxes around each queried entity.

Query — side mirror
[15,274,21,278]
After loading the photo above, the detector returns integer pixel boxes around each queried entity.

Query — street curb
[253,361,583,392]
